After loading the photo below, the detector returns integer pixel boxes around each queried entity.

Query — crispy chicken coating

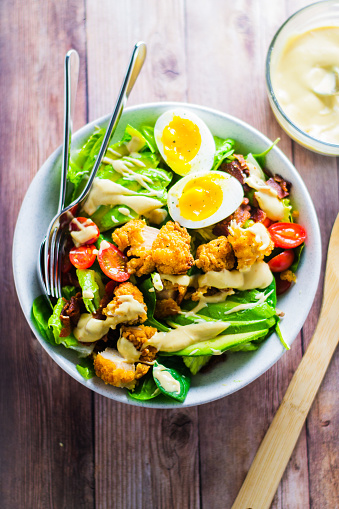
[103,282,147,325]
[280,270,297,283]
[112,219,157,276]
[152,221,194,274]
[195,236,235,272]
[227,222,274,270]
[120,325,158,363]
[155,298,181,319]
[94,348,149,389]
[156,279,188,305]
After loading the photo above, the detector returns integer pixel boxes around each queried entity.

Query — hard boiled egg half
[168,171,244,229]
[154,109,215,176]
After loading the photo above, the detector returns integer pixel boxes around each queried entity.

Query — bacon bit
[213,199,251,236]
[251,207,266,223]
[92,282,117,320]
[266,174,291,199]
[60,293,83,336]
[219,154,250,185]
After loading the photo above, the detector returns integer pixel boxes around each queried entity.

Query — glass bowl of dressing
[266,0,339,155]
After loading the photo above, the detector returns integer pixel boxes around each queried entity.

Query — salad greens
[32,115,303,405]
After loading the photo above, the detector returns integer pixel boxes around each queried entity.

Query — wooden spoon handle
[231,290,339,509]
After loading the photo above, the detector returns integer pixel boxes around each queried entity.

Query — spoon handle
[231,218,339,509]
[58,49,79,213]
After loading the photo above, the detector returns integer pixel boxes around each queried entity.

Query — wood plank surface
[1,0,338,508]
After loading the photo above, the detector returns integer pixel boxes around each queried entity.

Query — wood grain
[1,0,338,508]
[0,1,93,508]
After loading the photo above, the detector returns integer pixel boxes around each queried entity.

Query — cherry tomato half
[268,250,294,273]
[98,241,129,282]
[275,276,292,295]
[69,217,100,245]
[268,222,306,249]
[69,244,97,269]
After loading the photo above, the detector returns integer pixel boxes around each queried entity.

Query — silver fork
[41,41,147,299]
[38,49,80,304]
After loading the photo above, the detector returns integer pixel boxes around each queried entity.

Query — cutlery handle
[58,49,79,212]
[231,293,339,509]
[78,41,147,204]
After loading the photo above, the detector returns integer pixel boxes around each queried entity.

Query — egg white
[167,170,244,229]
[154,109,216,176]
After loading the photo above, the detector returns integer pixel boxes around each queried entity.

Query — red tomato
[98,241,129,282]
[275,276,292,295]
[69,244,97,269]
[69,217,100,245]
[268,222,306,248]
[268,250,294,273]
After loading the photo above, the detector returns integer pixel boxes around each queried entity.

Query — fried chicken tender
[112,219,158,276]
[228,221,274,270]
[120,325,158,363]
[155,298,181,319]
[152,221,194,274]
[94,348,149,389]
[103,282,147,325]
[195,236,235,272]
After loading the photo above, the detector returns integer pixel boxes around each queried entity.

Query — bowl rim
[266,0,339,150]
[13,100,322,408]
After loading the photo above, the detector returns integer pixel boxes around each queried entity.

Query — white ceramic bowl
[13,102,321,408]
[266,0,339,155]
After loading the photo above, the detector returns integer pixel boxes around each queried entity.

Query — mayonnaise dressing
[160,274,199,287]
[117,335,141,363]
[74,295,146,342]
[272,26,339,144]
[197,261,273,291]
[145,321,230,352]
[245,174,284,221]
[247,222,272,251]
[153,364,181,393]
[83,178,163,216]
[70,218,99,247]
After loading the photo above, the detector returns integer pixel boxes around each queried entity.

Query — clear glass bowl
[266,0,339,156]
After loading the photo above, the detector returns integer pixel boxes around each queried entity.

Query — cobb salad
[32,108,306,403]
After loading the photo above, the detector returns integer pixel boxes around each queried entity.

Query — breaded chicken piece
[119,325,158,363]
[112,219,158,276]
[103,282,147,325]
[195,236,235,272]
[155,298,181,319]
[156,279,188,305]
[228,221,274,270]
[152,221,194,274]
[94,348,149,389]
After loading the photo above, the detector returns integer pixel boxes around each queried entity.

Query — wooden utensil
[231,213,339,509]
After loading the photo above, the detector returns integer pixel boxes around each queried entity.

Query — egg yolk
[161,115,201,175]
[178,175,223,221]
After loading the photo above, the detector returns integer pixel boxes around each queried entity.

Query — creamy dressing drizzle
[74,295,145,342]
[153,364,181,394]
[182,290,232,316]
[245,174,284,221]
[198,261,273,291]
[117,335,141,363]
[83,178,163,216]
[160,274,199,287]
[146,321,230,352]
[70,218,98,247]
[117,207,131,216]
[247,222,272,251]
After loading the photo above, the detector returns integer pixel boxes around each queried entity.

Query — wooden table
[2,1,338,508]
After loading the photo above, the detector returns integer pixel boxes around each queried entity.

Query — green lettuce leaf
[212,136,235,170]
[31,295,55,345]
[153,358,191,402]
[128,371,160,401]
[47,298,79,348]
[182,355,211,375]
[139,277,169,332]
[250,138,280,168]
[76,357,96,379]
[76,269,104,313]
